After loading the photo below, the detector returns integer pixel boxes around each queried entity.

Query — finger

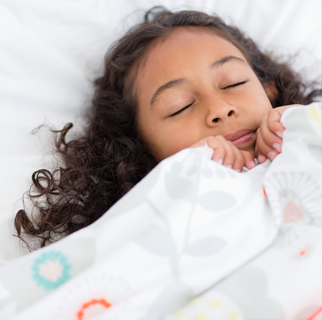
[257,153,268,164]
[240,150,256,169]
[220,139,237,168]
[266,107,286,139]
[206,136,227,164]
[259,118,283,153]
[208,136,237,169]
[256,127,279,161]
[229,142,245,172]
[254,143,267,164]
[266,104,302,138]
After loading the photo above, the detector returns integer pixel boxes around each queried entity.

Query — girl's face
[136,27,273,161]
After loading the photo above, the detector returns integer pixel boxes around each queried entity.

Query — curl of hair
[15,7,321,249]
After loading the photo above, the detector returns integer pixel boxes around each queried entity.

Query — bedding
[0,0,321,319]
[0,0,321,265]
[0,102,321,320]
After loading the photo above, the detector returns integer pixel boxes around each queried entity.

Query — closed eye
[169,101,195,118]
[222,80,248,90]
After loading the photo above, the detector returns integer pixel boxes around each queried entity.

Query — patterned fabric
[0,103,321,320]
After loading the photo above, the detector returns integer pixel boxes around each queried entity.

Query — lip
[224,129,256,147]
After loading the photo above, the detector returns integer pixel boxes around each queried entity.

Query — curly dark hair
[15,7,321,249]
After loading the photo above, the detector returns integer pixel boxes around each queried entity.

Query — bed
[0,0,321,319]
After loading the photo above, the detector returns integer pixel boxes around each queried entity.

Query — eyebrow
[150,55,246,107]
[150,78,186,107]
[210,55,245,69]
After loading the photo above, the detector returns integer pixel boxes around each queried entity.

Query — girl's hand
[190,135,256,171]
[255,104,302,163]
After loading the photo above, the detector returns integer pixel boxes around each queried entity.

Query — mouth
[224,129,256,147]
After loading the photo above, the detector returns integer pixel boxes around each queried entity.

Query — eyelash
[169,80,248,118]
[169,101,195,118]
[222,80,248,89]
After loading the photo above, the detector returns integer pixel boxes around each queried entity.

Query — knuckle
[206,136,217,144]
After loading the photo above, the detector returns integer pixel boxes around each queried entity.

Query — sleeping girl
[14,7,321,249]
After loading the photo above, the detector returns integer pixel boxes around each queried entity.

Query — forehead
[134,26,246,102]
[138,26,243,67]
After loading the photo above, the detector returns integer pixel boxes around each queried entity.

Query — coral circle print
[77,298,112,320]
[55,274,134,320]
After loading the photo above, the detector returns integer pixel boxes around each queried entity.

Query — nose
[206,104,238,126]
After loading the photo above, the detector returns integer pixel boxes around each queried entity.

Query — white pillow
[0,0,320,264]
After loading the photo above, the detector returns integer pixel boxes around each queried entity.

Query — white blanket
[0,103,321,320]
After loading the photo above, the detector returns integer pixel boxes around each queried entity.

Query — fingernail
[216,159,223,165]
[250,160,256,168]
[267,151,278,160]
[235,168,241,172]
[227,165,232,169]
[273,143,281,152]
[276,131,283,138]
[258,155,266,163]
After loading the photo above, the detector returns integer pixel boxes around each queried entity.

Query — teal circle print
[32,250,71,290]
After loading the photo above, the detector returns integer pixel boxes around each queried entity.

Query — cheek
[137,113,172,160]
[261,100,273,116]
[145,124,198,161]
[253,103,271,124]
[253,84,273,115]
[150,133,189,161]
